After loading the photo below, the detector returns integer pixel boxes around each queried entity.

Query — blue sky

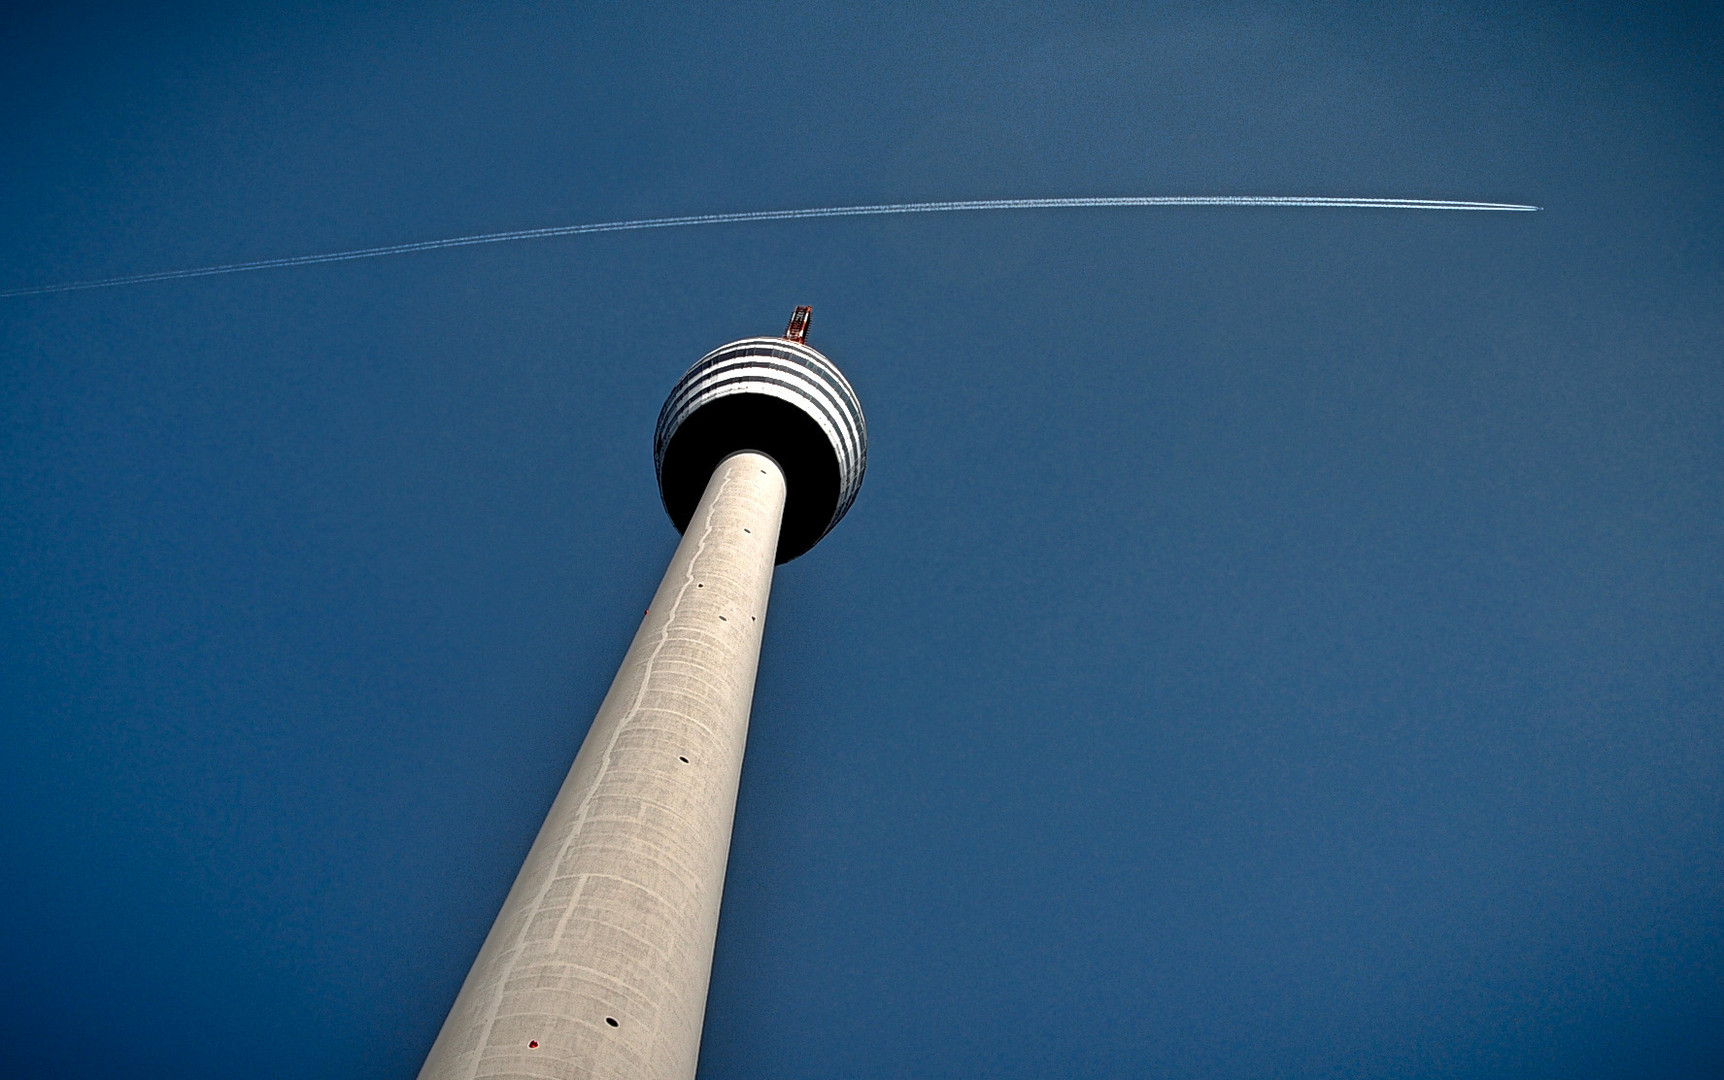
[2,3,1719,1076]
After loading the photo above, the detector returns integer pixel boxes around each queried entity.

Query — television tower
[419,308,867,1080]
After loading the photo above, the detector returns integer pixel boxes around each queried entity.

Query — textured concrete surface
[420,452,786,1080]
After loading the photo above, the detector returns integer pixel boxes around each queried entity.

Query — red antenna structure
[783,305,812,343]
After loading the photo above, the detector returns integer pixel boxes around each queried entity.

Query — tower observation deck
[419,310,866,1080]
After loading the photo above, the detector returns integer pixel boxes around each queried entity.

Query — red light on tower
[783,305,812,343]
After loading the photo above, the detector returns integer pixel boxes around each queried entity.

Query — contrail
[0,196,1539,299]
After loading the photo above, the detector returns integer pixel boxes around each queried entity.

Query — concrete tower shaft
[421,313,866,1080]
[420,452,786,1080]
